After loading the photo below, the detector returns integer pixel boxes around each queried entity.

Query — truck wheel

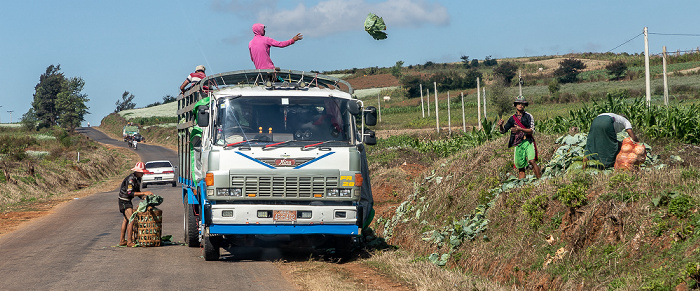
[172,181,177,187]
[203,227,220,261]
[184,204,199,247]
[142,184,148,188]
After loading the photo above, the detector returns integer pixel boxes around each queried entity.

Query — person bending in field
[583,113,639,168]
[498,96,542,179]
[118,162,153,247]
[249,23,302,70]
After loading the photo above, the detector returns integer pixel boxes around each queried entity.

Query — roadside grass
[363,250,508,290]
[0,127,135,210]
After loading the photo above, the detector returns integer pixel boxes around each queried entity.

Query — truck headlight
[339,189,351,197]
[216,188,230,196]
[327,189,339,197]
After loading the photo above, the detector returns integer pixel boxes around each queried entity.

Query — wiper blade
[302,140,338,150]
[224,139,266,149]
[263,140,295,150]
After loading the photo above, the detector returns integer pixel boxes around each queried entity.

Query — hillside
[103,54,700,289]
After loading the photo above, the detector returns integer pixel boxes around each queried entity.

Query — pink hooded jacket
[248,23,296,69]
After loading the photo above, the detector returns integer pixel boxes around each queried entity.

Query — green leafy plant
[522,194,549,229]
[668,193,693,218]
[554,180,588,208]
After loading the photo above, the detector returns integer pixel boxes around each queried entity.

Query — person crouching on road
[118,162,153,247]
[498,96,542,179]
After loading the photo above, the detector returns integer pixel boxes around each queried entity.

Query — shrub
[522,194,549,229]
[669,194,692,218]
[554,179,588,208]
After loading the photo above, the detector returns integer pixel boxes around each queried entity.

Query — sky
[1,0,699,126]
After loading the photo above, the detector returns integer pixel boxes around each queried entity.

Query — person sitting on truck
[118,162,153,247]
[180,65,207,93]
[249,23,303,70]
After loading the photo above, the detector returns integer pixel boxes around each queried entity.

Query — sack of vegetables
[614,137,646,171]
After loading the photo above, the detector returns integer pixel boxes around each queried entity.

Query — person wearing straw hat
[498,96,542,179]
[180,65,207,93]
[118,162,153,247]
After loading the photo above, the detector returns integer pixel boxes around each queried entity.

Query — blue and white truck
[177,69,377,260]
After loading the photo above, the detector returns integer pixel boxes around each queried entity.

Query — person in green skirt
[498,96,542,179]
[584,113,639,168]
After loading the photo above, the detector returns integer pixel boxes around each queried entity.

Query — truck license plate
[273,210,297,221]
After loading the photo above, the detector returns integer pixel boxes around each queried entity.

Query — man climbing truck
[177,69,377,261]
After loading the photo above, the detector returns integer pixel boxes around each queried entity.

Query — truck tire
[184,204,199,247]
[172,181,177,187]
[142,183,148,188]
[203,227,220,261]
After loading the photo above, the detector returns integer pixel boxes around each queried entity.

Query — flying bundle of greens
[364,13,387,40]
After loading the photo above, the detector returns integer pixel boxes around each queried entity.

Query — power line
[606,32,643,53]
[649,32,700,37]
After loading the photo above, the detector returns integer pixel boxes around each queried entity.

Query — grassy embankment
[0,126,136,212]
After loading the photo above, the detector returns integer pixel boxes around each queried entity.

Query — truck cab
[177,70,377,260]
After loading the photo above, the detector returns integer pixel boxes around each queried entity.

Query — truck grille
[231,175,339,198]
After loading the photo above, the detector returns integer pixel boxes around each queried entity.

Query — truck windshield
[214,96,353,146]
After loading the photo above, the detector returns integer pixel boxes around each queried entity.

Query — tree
[391,60,404,79]
[32,65,65,129]
[460,55,470,69]
[56,77,90,130]
[489,77,513,119]
[162,94,177,103]
[470,58,479,68]
[548,79,561,96]
[115,91,136,113]
[493,62,518,86]
[554,58,586,84]
[21,108,38,131]
[483,55,498,66]
[400,75,423,98]
[605,60,628,80]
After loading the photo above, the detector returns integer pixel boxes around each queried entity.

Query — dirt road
[0,128,294,290]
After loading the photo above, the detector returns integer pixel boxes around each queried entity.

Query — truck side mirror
[363,129,376,145]
[347,100,361,115]
[197,106,210,127]
[364,106,377,126]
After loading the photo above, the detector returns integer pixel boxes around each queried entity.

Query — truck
[177,69,378,260]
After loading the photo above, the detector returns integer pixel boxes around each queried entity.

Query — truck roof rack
[181,69,353,98]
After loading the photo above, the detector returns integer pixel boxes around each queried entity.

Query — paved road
[0,127,293,290]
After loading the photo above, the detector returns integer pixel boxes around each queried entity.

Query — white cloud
[215,0,449,39]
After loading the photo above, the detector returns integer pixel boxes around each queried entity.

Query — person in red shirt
[180,65,206,93]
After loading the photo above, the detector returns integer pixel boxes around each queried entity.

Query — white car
[142,160,177,188]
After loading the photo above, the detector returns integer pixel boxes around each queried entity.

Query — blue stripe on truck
[209,224,359,235]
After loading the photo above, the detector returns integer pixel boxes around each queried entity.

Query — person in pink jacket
[249,23,303,69]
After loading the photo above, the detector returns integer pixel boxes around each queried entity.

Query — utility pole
[644,26,651,107]
[461,92,466,132]
[447,91,451,134]
[663,46,669,106]
[483,87,487,120]
[477,78,482,130]
[426,88,430,117]
[434,82,439,133]
[420,84,425,117]
[377,93,381,123]
[518,70,523,97]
